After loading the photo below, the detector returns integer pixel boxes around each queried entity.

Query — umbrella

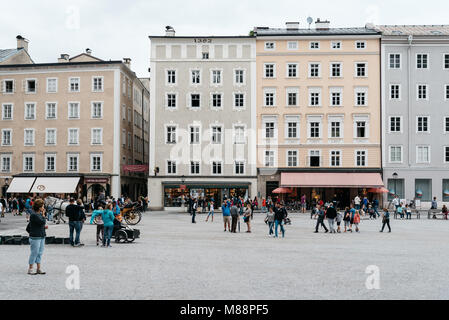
[272,187,292,194]
[368,187,389,193]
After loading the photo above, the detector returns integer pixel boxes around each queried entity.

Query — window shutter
[35,79,38,92]
[1,80,4,93]
[13,80,16,93]
[22,80,26,92]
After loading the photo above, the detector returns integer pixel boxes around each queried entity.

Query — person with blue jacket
[90,203,115,247]
[221,200,231,232]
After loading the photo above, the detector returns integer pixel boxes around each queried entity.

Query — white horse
[44,196,70,224]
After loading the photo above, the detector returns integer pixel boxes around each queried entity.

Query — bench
[427,210,449,219]
[393,210,421,219]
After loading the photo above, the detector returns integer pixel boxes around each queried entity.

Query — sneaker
[36,269,46,275]
[27,269,36,275]
[314,231,318,233]
[325,230,329,233]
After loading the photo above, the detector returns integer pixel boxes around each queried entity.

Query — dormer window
[265,42,275,50]
[202,52,209,59]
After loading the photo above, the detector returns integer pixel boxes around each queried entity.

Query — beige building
[255,21,384,207]
[0,36,149,200]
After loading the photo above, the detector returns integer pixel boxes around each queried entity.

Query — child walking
[353,210,361,233]
[206,201,214,222]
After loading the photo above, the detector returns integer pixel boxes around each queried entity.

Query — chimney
[165,26,175,37]
[315,18,330,30]
[123,58,131,69]
[58,54,70,63]
[16,35,29,51]
[285,22,300,30]
[85,48,92,55]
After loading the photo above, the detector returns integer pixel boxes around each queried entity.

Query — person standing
[373,198,380,218]
[65,198,84,247]
[325,203,337,233]
[314,205,328,233]
[27,199,47,275]
[353,210,361,232]
[274,203,285,238]
[336,210,343,233]
[301,194,307,213]
[348,205,357,232]
[91,203,115,247]
[380,208,391,232]
[343,207,351,232]
[230,204,239,233]
[24,196,33,222]
[222,200,231,232]
[206,201,214,222]
[354,195,361,210]
[265,207,275,236]
[262,197,267,213]
[191,198,198,224]
[90,206,105,246]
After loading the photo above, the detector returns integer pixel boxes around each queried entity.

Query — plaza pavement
[0,211,448,300]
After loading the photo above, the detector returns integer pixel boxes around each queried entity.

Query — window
[264,89,275,106]
[330,89,342,106]
[167,160,176,174]
[286,89,298,107]
[309,89,321,106]
[189,126,200,144]
[309,150,320,167]
[287,64,298,78]
[45,128,57,145]
[91,102,103,119]
[331,41,341,49]
[211,93,222,108]
[191,70,201,85]
[355,88,368,106]
[265,122,275,138]
[389,146,402,163]
[356,121,366,138]
[67,154,79,172]
[91,128,103,145]
[202,52,209,60]
[2,104,13,120]
[416,146,430,163]
[390,117,401,132]
[24,129,35,146]
[92,77,103,92]
[310,42,320,49]
[356,41,366,49]
[287,150,298,167]
[356,150,366,166]
[167,70,176,84]
[68,102,80,119]
[331,63,341,77]
[45,154,56,172]
[234,93,245,108]
[389,54,401,69]
[234,69,245,84]
[286,121,298,139]
[211,126,222,144]
[264,42,275,50]
[445,54,449,69]
[390,84,401,100]
[23,154,34,172]
[234,125,245,144]
[417,84,428,100]
[356,63,367,77]
[24,103,35,120]
[128,108,132,122]
[1,129,12,146]
[167,93,177,109]
[1,155,11,172]
[47,78,58,93]
[330,150,341,167]
[166,126,176,144]
[445,147,449,163]
[309,63,320,78]
[26,79,37,93]
[287,41,298,50]
[212,161,222,174]
[211,70,222,85]
[445,85,449,100]
[91,153,103,172]
[417,54,428,69]
[445,117,449,133]
[264,150,275,167]
[2,80,14,93]
[190,161,200,174]
[191,94,200,108]
[46,103,57,119]
[69,78,80,92]
[415,179,432,201]
[68,128,79,145]
[235,161,245,174]
[122,104,126,120]
[264,64,275,78]
[310,122,320,138]
[330,121,341,138]
[417,116,429,132]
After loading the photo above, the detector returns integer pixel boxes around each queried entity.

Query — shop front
[84,177,110,203]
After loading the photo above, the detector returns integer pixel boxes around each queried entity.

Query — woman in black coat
[27,199,47,275]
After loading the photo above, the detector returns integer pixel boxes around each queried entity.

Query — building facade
[377,25,449,208]
[0,38,149,200]
[148,28,257,210]
[255,21,383,207]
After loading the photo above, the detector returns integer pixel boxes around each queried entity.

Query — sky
[1,0,448,77]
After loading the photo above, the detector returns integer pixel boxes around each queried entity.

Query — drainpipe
[407,35,413,168]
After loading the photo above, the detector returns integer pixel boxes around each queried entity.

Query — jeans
[231,215,239,232]
[268,221,274,235]
[69,221,82,245]
[103,225,113,246]
[274,220,285,238]
[374,206,380,217]
[262,206,267,213]
[355,204,360,210]
[191,211,196,223]
[29,237,45,265]
[327,218,335,232]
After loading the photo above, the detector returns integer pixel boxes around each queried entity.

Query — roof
[374,25,449,36]
[0,60,123,69]
[0,48,21,62]
[254,27,380,37]
[149,35,253,39]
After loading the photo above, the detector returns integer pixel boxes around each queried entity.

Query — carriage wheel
[124,210,142,225]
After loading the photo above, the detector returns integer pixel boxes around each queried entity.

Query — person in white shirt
[354,196,361,210]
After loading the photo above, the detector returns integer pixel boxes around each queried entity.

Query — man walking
[65,198,84,247]
[314,205,329,233]
[274,203,285,238]
[325,203,337,233]
[380,208,391,232]
[230,204,239,233]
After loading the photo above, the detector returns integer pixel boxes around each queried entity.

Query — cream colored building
[0,36,149,200]
[255,21,383,207]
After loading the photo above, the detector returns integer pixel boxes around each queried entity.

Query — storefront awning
[281,172,384,188]
[6,177,36,193]
[29,177,80,194]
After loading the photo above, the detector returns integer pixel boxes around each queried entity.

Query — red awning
[280,172,384,188]
[272,187,293,194]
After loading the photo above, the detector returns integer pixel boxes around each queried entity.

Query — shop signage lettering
[85,178,109,184]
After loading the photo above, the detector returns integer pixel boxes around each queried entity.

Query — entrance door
[266,181,279,198]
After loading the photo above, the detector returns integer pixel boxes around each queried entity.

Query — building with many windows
[255,20,383,207]
[148,27,257,210]
[0,37,149,200]
[377,25,449,207]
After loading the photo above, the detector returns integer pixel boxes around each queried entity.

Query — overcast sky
[1,0,447,77]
